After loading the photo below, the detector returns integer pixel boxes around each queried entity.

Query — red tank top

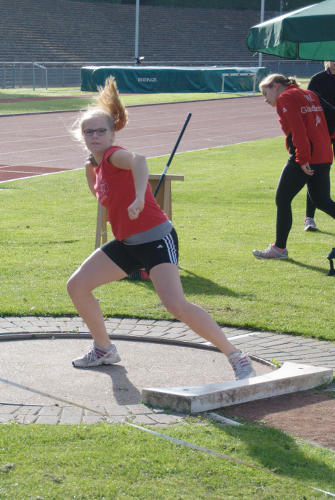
[94,146,168,240]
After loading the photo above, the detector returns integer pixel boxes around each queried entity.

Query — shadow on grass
[179,267,253,298]
[217,423,335,490]
[286,258,329,275]
[315,229,335,237]
[132,266,252,298]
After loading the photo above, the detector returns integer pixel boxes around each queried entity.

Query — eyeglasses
[83,128,108,137]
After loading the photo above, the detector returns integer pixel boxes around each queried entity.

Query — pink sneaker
[253,244,288,260]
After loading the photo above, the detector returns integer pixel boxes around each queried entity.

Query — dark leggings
[276,160,335,248]
[306,141,335,218]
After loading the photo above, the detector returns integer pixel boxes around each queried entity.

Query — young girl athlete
[67,76,255,380]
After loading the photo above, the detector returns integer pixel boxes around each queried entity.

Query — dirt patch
[220,388,335,451]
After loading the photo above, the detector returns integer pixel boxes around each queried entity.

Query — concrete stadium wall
[0,0,272,63]
[0,0,323,87]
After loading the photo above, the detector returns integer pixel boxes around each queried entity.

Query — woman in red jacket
[253,73,335,260]
[67,76,254,380]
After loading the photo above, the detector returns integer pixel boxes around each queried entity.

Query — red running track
[0,97,281,183]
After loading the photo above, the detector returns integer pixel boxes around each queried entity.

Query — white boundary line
[0,166,83,185]
[228,331,263,341]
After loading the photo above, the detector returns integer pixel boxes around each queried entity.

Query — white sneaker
[304,217,318,231]
[253,244,288,260]
[72,343,121,368]
[228,352,256,380]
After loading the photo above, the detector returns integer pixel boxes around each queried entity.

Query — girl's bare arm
[85,161,97,197]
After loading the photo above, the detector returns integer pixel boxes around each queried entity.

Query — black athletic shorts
[101,228,178,275]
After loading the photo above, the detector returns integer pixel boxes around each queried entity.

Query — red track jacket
[276,84,332,166]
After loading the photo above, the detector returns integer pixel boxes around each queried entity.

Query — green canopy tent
[247,0,335,60]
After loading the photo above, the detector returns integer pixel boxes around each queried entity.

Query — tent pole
[258,0,265,67]
[134,0,140,65]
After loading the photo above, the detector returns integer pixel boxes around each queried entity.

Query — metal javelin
[154,112,192,198]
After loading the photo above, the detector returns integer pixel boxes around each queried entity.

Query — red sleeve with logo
[276,86,332,166]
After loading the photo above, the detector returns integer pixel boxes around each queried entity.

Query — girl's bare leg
[67,249,127,347]
[149,263,239,357]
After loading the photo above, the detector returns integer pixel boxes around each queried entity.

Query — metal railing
[0,59,324,90]
[32,62,48,90]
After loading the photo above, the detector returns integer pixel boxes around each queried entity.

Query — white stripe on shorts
[163,233,178,265]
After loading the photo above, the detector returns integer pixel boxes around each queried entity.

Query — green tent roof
[247,0,335,60]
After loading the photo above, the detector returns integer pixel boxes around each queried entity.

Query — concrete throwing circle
[0,337,271,409]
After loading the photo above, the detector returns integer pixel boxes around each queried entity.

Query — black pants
[276,160,335,248]
[306,140,335,218]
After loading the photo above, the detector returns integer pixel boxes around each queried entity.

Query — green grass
[1,137,335,341]
[0,87,258,115]
[0,420,333,499]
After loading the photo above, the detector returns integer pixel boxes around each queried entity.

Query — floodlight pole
[258,0,265,67]
[134,0,140,65]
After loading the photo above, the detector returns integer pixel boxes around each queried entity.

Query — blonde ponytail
[97,76,128,132]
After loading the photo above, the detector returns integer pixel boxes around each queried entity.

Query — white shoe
[253,244,288,260]
[72,343,121,367]
[304,217,318,231]
[228,352,256,380]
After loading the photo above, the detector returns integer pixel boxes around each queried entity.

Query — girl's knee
[67,272,84,297]
[162,297,189,319]
[66,274,77,297]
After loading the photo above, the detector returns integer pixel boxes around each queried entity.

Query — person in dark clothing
[304,61,335,231]
[253,73,335,260]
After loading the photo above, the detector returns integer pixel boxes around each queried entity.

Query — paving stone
[90,406,110,415]
[38,406,62,416]
[131,330,152,336]
[126,404,152,415]
[132,414,157,425]
[82,415,106,424]
[146,326,169,337]
[0,415,14,423]
[111,329,132,336]
[14,407,40,416]
[115,323,138,330]
[167,331,194,339]
[105,415,127,424]
[152,321,175,327]
[149,413,183,425]
[59,407,83,425]
[35,415,60,425]
[104,406,129,416]
[0,405,21,414]
[15,414,39,424]
[119,318,139,325]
